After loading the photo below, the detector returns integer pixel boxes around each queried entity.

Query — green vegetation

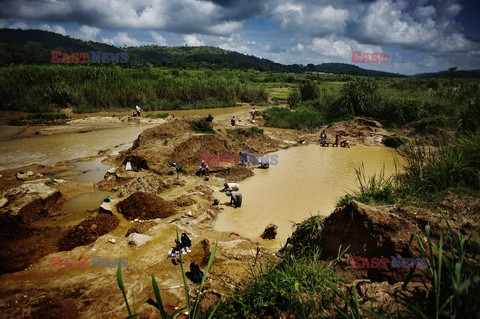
[7,112,69,125]
[263,77,480,132]
[383,135,408,148]
[214,217,337,318]
[214,256,337,318]
[407,224,480,319]
[0,66,268,112]
[191,115,215,134]
[144,112,170,119]
[337,165,398,207]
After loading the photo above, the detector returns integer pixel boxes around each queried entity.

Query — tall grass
[0,65,268,112]
[337,164,399,207]
[213,254,337,318]
[406,224,480,319]
[402,132,480,195]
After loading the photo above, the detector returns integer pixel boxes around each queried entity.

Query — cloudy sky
[0,0,479,75]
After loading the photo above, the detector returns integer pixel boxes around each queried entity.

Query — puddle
[0,125,152,171]
[64,157,111,183]
[213,144,403,249]
[52,190,112,227]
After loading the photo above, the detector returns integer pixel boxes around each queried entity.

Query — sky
[0,0,479,75]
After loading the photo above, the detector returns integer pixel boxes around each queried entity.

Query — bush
[403,132,480,194]
[145,112,170,119]
[287,91,300,108]
[337,164,399,207]
[191,117,215,134]
[8,112,69,125]
[340,77,379,117]
[214,256,336,318]
[300,80,320,101]
[384,135,408,148]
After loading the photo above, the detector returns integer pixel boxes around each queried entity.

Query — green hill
[0,28,456,78]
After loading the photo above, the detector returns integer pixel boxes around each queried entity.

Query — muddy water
[52,191,112,227]
[0,125,153,170]
[214,144,402,249]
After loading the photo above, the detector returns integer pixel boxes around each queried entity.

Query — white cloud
[274,3,348,36]
[39,23,67,35]
[10,21,29,29]
[74,25,101,41]
[149,31,167,46]
[184,34,205,46]
[308,36,383,60]
[112,32,143,47]
[0,19,7,28]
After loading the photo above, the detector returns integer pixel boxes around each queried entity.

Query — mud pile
[58,213,120,251]
[320,201,425,283]
[116,192,176,220]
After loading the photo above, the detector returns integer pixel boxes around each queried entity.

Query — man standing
[226,191,242,208]
[135,105,141,117]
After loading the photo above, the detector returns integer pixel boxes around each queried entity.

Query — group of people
[230,108,257,126]
[320,130,350,148]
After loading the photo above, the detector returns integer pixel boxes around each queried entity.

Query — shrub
[191,117,215,134]
[384,135,408,148]
[8,112,69,125]
[300,80,320,101]
[287,91,301,108]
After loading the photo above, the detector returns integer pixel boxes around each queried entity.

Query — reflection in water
[52,190,112,227]
[0,125,153,170]
[62,157,111,183]
[214,144,402,249]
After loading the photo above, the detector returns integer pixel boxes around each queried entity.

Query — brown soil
[57,213,120,251]
[116,192,177,220]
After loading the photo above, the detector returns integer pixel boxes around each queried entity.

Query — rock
[99,202,114,215]
[261,224,278,240]
[186,210,193,217]
[26,171,34,176]
[134,218,139,223]
[108,238,116,244]
[16,172,28,180]
[127,233,153,246]
[1,181,61,223]
[0,198,8,208]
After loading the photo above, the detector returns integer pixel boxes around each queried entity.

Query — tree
[287,91,301,108]
[340,77,379,116]
[448,66,457,86]
[300,80,320,101]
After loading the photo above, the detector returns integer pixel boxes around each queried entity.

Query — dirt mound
[58,213,120,251]
[326,117,388,146]
[320,201,424,283]
[169,134,235,169]
[174,195,196,207]
[132,118,192,149]
[116,192,176,221]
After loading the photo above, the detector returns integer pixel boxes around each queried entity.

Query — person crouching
[226,191,242,208]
